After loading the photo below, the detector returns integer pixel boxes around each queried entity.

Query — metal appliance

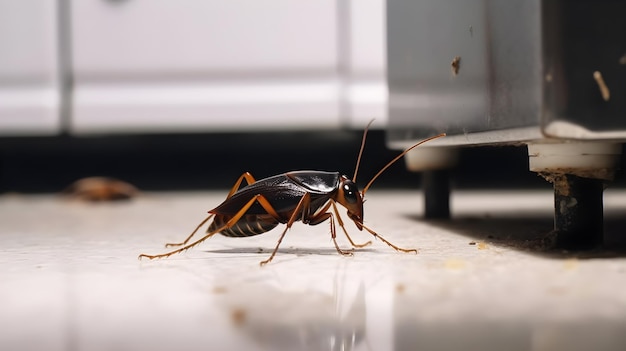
[386,0,626,248]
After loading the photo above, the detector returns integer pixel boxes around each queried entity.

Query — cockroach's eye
[343,183,358,204]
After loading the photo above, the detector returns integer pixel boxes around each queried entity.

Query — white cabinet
[345,0,387,127]
[0,1,61,135]
[70,0,342,133]
[0,0,387,135]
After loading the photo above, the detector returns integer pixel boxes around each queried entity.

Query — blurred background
[2,2,626,351]
[5,0,618,194]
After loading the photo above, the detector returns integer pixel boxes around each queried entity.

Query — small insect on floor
[138,122,444,265]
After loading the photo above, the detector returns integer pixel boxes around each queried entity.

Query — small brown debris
[547,286,568,296]
[212,286,227,294]
[396,283,406,294]
[444,259,465,270]
[477,242,489,250]
[593,71,610,101]
[231,308,247,327]
[563,258,579,270]
[468,241,477,245]
[451,56,461,76]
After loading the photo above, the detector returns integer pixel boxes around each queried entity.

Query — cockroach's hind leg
[139,225,227,261]
[401,247,419,254]
[138,253,158,260]
[164,214,214,248]
[362,224,418,254]
[225,172,257,199]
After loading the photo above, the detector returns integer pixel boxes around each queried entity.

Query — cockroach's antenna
[362,133,446,196]
[352,119,375,182]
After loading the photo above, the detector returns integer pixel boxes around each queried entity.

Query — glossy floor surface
[2,190,626,351]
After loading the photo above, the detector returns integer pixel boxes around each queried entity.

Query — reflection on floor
[1,190,625,351]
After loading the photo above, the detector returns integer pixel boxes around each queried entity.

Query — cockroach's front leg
[307,201,354,257]
[330,201,372,248]
[361,224,418,254]
[328,214,355,257]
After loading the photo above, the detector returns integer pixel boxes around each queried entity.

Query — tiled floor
[1,189,625,351]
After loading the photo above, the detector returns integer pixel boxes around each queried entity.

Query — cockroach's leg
[331,201,372,248]
[308,201,332,223]
[307,201,353,256]
[260,193,312,266]
[164,173,257,248]
[329,214,354,257]
[139,228,223,260]
[225,172,257,199]
[165,214,214,248]
[361,224,418,254]
[140,194,278,261]
[260,227,289,266]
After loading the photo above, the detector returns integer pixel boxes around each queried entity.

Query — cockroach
[63,177,138,202]
[139,123,445,265]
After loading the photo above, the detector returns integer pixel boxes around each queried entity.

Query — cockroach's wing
[285,171,341,194]
[210,174,308,216]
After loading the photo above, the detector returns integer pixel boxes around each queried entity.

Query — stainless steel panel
[387,0,626,147]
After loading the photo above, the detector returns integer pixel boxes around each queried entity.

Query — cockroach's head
[336,175,364,230]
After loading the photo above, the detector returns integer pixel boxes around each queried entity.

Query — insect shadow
[205,247,377,256]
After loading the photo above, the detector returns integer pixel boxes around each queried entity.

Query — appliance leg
[527,142,621,250]
[423,170,451,219]
[403,147,458,220]
[550,174,604,249]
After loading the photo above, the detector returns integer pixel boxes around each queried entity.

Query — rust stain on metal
[539,169,614,186]
[451,56,461,76]
[545,73,553,82]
